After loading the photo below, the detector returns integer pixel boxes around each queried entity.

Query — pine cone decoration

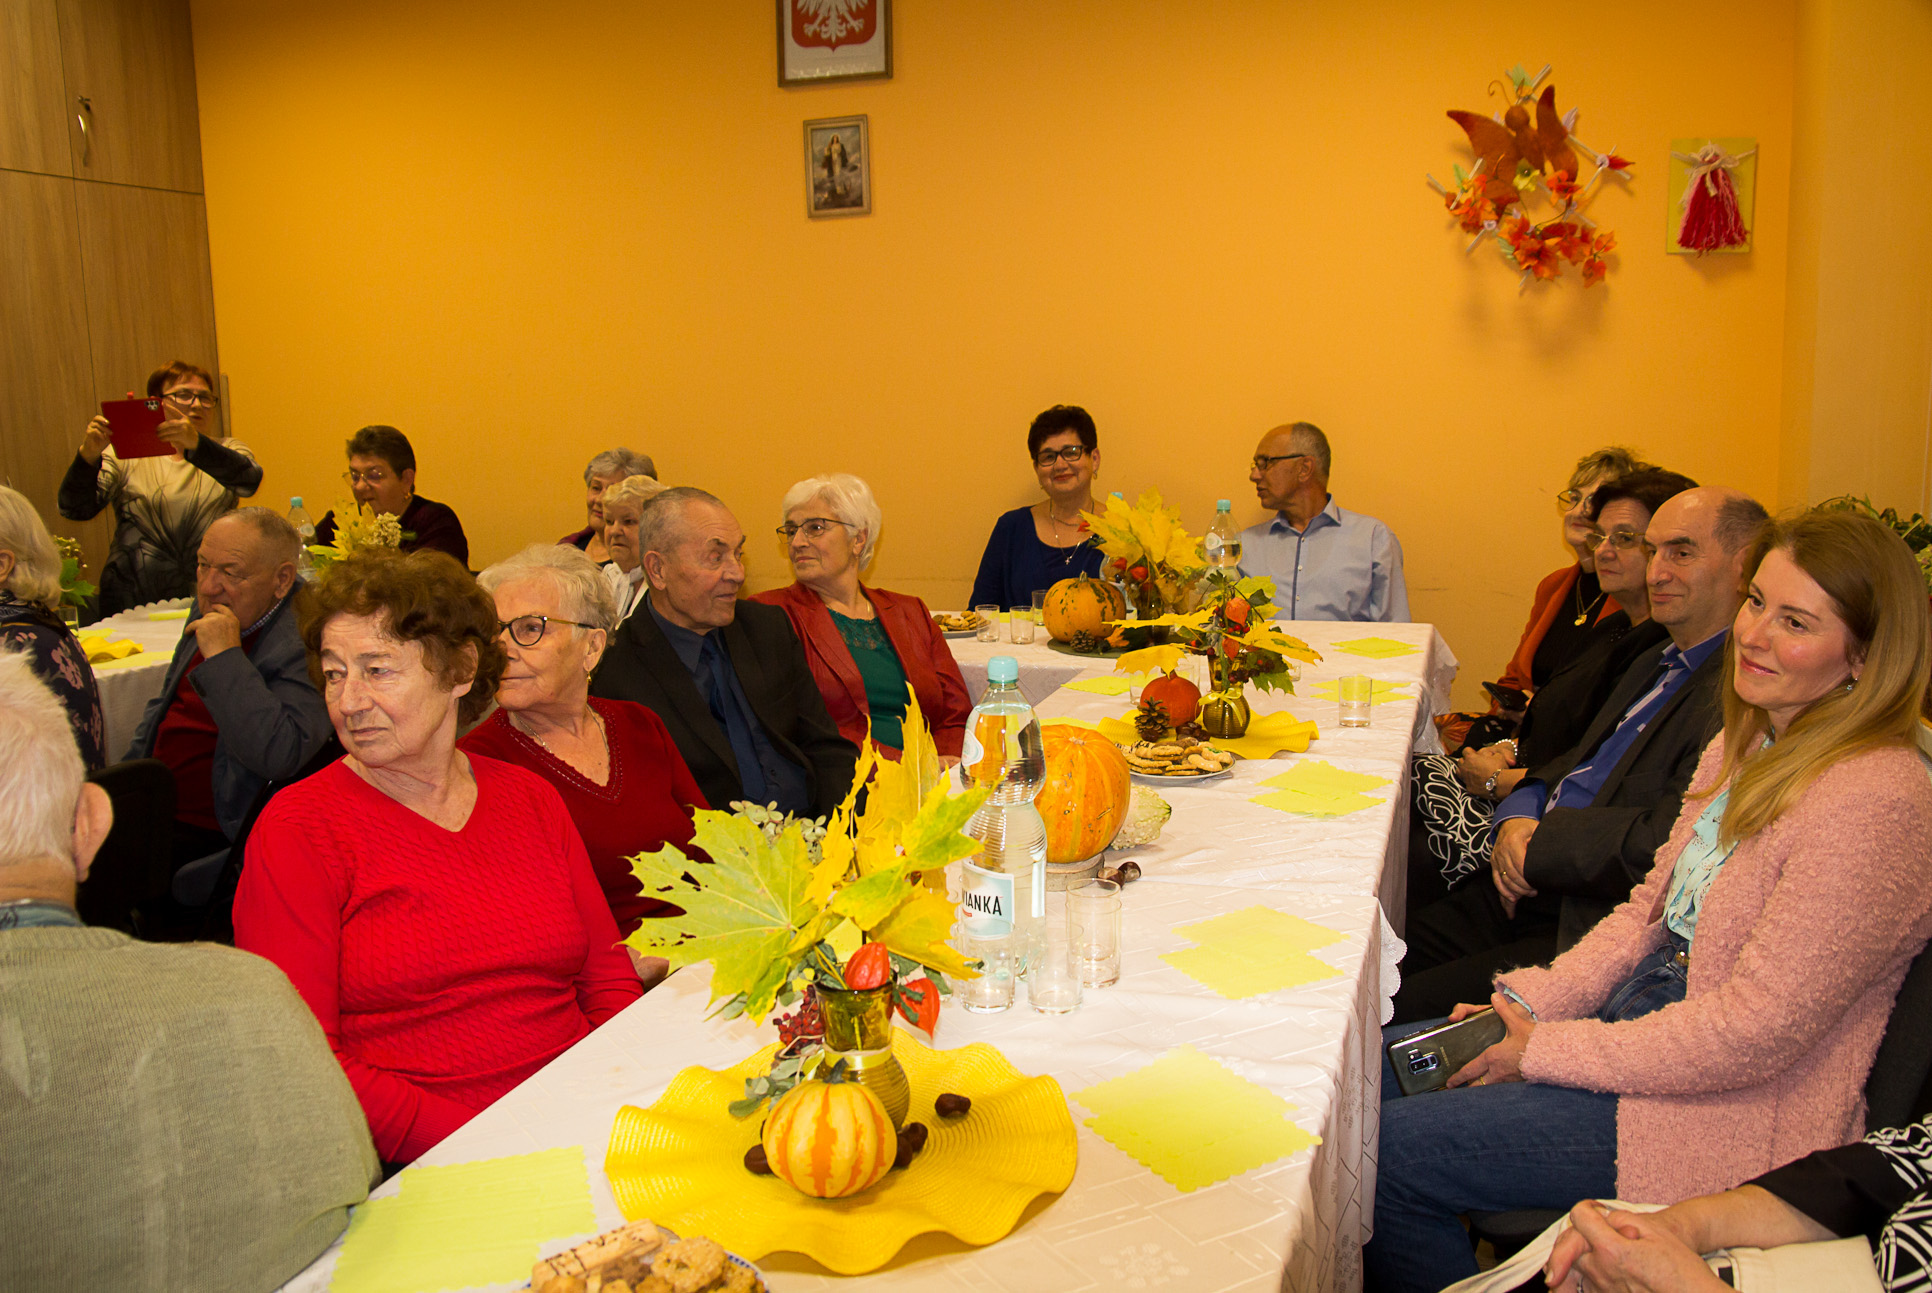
[1134,698,1171,741]
[1069,629,1103,653]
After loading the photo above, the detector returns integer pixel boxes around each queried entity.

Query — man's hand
[1491,816,1539,915]
[156,412,201,455]
[1456,742,1514,793]
[187,603,243,659]
[1447,992,1535,1087]
[1544,1202,1730,1292]
[80,415,113,463]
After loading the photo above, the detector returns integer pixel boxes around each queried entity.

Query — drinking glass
[1338,674,1373,728]
[1067,878,1122,987]
[954,924,1016,1013]
[1027,924,1084,1014]
[974,604,1002,642]
[1009,605,1037,644]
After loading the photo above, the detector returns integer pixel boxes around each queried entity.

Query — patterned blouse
[1754,1114,1932,1291]
[0,592,106,769]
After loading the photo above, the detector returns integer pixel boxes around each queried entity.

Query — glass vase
[1131,587,1173,644]
[814,985,910,1129]
[1199,657,1252,738]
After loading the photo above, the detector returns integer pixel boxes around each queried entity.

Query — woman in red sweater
[465,544,705,955]
[750,473,971,760]
[234,550,641,1165]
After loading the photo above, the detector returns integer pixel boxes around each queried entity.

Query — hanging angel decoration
[1429,64,1633,287]
[1672,141,1755,253]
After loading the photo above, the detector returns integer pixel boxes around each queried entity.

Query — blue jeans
[1364,935,1692,1290]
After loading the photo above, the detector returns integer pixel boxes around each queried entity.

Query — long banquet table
[283,620,1456,1293]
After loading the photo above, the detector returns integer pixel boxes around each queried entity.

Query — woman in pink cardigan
[1366,511,1932,1292]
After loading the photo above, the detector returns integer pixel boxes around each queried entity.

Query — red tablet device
[100,396,170,459]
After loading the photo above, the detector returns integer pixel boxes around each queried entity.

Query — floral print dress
[0,593,106,769]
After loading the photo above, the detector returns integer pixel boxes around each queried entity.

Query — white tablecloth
[86,598,190,757]
[282,622,1462,1293]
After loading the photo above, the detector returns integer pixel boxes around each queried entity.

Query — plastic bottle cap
[290,497,303,508]
[1216,499,1231,511]
[987,656,1019,683]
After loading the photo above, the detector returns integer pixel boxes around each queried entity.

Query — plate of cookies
[532,1219,763,1293]
[931,611,983,638]
[1121,736,1237,783]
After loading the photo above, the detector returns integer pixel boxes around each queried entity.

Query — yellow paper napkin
[1098,709,1319,760]
[1331,636,1420,659]
[146,608,191,621]
[1249,759,1390,817]
[1062,675,1133,697]
[1073,1045,1319,1191]
[75,635,144,664]
[331,1147,597,1293]
[1160,906,1346,998]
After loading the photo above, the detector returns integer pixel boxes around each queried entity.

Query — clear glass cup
[954,923,1016,1013]
[974,604,1002,642]
[1009,605,1037,644]
[1027,924,1084,1014]
[1338,674,1373,728]
[1067,878,1122,986]
[1031,588,1049,618]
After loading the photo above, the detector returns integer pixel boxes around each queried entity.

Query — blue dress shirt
[1237,497,1410,622]
[1496,629,1729,827]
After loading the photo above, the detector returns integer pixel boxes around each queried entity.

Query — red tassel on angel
[1674,142,1754,253]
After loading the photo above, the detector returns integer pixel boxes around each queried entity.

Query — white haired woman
[462,543,705,960]
[561,447,657,563]
[598,474,668,624]
[749,473,971,760]
[0,486,105,768]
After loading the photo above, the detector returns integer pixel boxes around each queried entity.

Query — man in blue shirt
[1392,486,1768,1022]
[1238,422,1410,621]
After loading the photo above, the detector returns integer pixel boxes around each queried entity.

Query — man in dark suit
[1392,487,1768,1022]
[590,486,857,818]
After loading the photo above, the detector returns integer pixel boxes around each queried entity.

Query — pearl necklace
[511,707,607,770]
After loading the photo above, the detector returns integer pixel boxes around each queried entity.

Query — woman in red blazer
[750,474,972,760]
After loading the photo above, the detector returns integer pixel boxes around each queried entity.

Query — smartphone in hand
[100,397,169,458]
[1386,1009,1508,1096]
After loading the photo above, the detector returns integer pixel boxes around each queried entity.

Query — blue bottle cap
[988,656,1019,683]
[290,496,303,508]
[1216,499,1231,510]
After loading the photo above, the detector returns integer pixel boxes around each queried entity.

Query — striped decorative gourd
[762,1077,895,1199]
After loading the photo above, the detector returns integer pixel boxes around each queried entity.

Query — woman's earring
[1845,676,1859,692]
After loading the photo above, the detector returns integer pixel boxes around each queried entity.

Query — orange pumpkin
[1141,670,1201,726]
[1042,575,1127,644]
[763,1077,896,1199]
[1036,722,1133,863]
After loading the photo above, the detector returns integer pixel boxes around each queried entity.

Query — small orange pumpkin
[1036,722,1134,863]
[1141,670,1201,726]
[763,1076,896,1199]
[1042,575,1127,644]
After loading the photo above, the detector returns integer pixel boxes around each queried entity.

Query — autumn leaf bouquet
[1114,571,1322,695]
[1080,489,1205,619]
[623,693,985,1115]
[307,500,401,571]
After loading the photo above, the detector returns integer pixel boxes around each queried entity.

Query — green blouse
[829,608,909,750]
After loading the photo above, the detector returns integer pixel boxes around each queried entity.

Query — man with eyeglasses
[1393,486,1768,1021]
[311,426,469,568]
[1238,421,1410,621]
[591,487,857,819]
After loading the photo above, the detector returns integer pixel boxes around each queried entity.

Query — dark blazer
[590,597,859,818]
[1521,636,1727,949]
[748,581,973,758]
[1513,613,1672,771]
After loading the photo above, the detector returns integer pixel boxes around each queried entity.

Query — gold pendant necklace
[1573,576,1607,626]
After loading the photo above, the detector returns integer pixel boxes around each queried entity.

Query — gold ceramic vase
[815,985,910,1129]
[1198,657,1252,738]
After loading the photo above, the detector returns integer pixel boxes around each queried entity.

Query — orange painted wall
[188,0,1801,704]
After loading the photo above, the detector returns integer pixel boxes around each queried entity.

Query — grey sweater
[0,926,378,1290]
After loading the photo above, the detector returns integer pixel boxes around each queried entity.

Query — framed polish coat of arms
[777,0,891,86]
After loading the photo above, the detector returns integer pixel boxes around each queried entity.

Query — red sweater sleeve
[545,789,645,1024]
[235,801,478,1161]
[903,594,973,757]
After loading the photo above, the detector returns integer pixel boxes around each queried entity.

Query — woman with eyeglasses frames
[57,360,263,616]
[464,543,705,957]
[751,473,972,761]
[966,404,1109,613]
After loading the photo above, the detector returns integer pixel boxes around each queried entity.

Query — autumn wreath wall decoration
[1429,64,1633,287]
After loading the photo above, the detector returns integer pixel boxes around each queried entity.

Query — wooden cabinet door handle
[76,96,92,165]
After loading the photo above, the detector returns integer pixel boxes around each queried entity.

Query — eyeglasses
[1583,530,1646,552]
[497,615,592,647]
[776,517,855,540]
[344,468,391,486]
[1556,487,1588,509]
[164,389,219,407]
[1034,446,1090,467]
[1252,453,1307,472]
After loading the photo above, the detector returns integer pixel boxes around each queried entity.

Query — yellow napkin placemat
[1073,1045,1319,1191]
[1331,636,1421,659]
[1250,760,1391,817]
[1306,678,1408,705]
[147,608,191,620]
[1096,709,1319,759]
[75,635,144,664]
[330,1147,597,1293]
[1062,675,1134,697]
[1161,905,1346,998]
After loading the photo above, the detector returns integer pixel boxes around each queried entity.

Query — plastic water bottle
[288,497,316,576]
[956,656,1047,970]
[1204,498,1243,570]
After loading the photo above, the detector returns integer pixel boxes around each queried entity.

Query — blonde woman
[0,487,104,767]
[1369,510,1932,1292]
[598,474,668,624]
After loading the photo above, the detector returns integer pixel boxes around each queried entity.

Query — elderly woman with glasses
[560,447,657,563]
[463,544,704,961]
[234,549,640,1165]
[751,474,972,761]
[967,404,1108,613]
[597,474,669,624]
[0,486,105,767]
[57,360,262,616]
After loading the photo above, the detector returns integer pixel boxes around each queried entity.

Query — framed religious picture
[805,115,870,218]
[778,0,891,86]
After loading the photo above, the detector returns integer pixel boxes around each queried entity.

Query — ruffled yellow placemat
[605,1030,1074,1274]
[1095,709,1318,760]
[1161,905,1346,998]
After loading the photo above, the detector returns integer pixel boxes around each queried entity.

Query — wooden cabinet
[0,0,72,175]
[57,0,204,192]
[74,181,219,404]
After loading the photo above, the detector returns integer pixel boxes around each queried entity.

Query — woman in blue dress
[968,404,1107,612]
